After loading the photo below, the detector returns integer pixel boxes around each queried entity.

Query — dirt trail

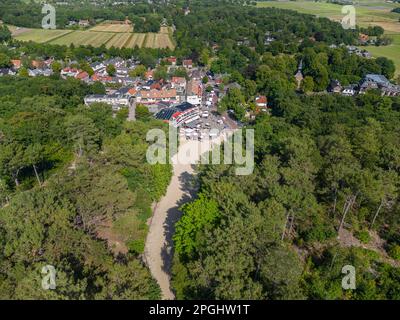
[144,130,233,300]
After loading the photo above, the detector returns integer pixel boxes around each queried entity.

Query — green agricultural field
[145,33,157,48]
[48,30,115,46]
[362,34,400,76]
[14,29,73,43]
[257,1,400,31]
[105,33,132,48]
[11,26,175,49]
[124,33,146,48]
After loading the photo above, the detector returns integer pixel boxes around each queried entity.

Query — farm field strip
[49,31,115,46]
[14,29,73,43]
[131,33,147,48]
[105,33,132,48]
[156,34,174,49]
[10,23,175,49]
[89,24,132,33]
[145,33,157,48]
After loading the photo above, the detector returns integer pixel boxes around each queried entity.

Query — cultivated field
[144,33,157,48]
[89,23,133,33]
[14,29,73,43]
[49,30,115,47]
[125,33,147,48]
[11,23,175,49]
[105,32,132,48]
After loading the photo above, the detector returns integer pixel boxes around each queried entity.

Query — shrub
[355,230,371,244]
[388,244,400,261]
[128,239,145,255]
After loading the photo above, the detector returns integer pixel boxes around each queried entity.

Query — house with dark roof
[359,74,400,96]
[328,79,343,93]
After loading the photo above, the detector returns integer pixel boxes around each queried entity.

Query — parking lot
[180,106,232,141]
[180,83,238,141]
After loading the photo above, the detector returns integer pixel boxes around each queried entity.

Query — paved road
[144,131,234,299]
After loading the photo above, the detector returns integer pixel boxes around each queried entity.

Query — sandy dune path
[144,131,233,300]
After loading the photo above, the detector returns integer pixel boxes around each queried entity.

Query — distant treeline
[0,0,164,32]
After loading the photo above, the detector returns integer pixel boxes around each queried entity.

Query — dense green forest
[1,0,399,300]
[166,2,400,301]
[0,76,172,299]
[173,77,400,299]
[172,85,400,300]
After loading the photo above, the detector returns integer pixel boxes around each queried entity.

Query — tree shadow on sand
[160,165,198,275]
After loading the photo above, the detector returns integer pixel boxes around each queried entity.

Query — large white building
[84,93,132,111]
[155,102,200,127]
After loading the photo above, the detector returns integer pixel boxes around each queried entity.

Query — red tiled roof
[92,74,112,82]
[62,67,79,73]
[11,60,21,68]
[31,60,44,68]
[75,71,89,80]
[188,80,202,96]
[172,76,186,84]
[128,88,137,95]
[255,95,267,104]
[150,82,162,90]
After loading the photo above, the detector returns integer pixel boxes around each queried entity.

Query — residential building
[28,68,52,77]
[84,93,132,111]
[75,71,90,82]
[342,85,357,96]
[328,79,342,93]
[359,74,400,96]
[61,67,80,78]
[145,69,154,80]
[166,57,177,66]
[11,59,22,70]
[79,20,90,27]
[183,59,193,69]
[171,76,187,91]
[0,68,16,76]
[136,89,179,104]
[186,79,202,106]
[255,95,267,108]
[31,60,45,69]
